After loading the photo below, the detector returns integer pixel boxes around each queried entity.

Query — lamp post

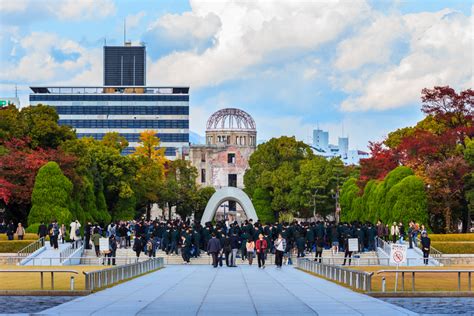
[331,186,341,224]
[309,189,318,222]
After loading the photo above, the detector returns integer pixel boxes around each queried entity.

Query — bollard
[382,277,386,292]
[70,276,75,291]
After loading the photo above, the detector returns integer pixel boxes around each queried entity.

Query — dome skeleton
[206,108,256,131]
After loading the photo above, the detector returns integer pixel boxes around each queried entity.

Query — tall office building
[104,43,146,86]
[313,129,329,151]
[29,86,189,157]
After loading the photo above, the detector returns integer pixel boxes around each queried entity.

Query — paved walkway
[38,266,416,316]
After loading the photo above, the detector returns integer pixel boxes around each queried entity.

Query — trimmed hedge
[0,241,33,253]
[429,234,474,242]
[0,233,38,241]
[431,242,474,254]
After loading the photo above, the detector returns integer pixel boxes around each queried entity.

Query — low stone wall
[441,254,474,265]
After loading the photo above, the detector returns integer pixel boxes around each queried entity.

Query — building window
[228,153,235,164]
[201,169,206,183]
[228,174,237,187]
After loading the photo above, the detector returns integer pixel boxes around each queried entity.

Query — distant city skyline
[1,0,472,150]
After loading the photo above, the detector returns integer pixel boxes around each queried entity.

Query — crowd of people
[1,217,432,266]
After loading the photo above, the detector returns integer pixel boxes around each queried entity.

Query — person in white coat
[70,220,81,241]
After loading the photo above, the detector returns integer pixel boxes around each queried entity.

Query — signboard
[99,237,110,252]
[348,238,359,252]
[389,243,407,265]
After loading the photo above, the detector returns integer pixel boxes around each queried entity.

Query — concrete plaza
[38,265,416,316]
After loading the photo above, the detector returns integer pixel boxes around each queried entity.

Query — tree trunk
[146,203,151,221]
[445,206,452,233]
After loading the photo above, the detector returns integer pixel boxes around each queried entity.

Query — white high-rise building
[311,129,369,165]
[313,129,329,151]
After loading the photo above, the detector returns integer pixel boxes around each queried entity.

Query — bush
[0,233,38,240]
[431,242,474,254]
[0,240,33,253]
[430,234,474,242]
[28,161,73,225]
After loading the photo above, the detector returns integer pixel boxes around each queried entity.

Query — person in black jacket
[420,232,431,265]
[223,235,232,267]
[107,235,117,265]
[207,233,222,268]
[84,222,92,250]
[37,221,48,238]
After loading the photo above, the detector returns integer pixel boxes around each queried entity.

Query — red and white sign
[389,243,407,265]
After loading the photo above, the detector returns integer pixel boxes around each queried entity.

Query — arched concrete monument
[200,186,258,225]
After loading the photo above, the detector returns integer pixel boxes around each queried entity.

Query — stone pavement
[37,265,417,316]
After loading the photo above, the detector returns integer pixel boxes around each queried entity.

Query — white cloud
[0,32,101,85]
[127,11,146,29]
[51,0,116,20]
[0,0,28,12]
[147,0,369,88]
[335,13,406,71]
[339,9,473,111]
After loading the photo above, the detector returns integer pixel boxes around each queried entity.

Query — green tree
[252,188,274,223]
[339,178,360,222]
[244,136,313,219]
[20,104,75,148]
[194,186,216,222]
[101,132,129,152]
[161,160,198,220]
[28,161,73,225]
[387,175,428,225]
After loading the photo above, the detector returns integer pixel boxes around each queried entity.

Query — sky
[0,0,472,150]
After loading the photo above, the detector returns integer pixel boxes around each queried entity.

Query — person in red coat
[255,233,268,269]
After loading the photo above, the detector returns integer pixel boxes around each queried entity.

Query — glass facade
[29,87,189,158]
[53,106,188,115]
[59,119,188,128]
[77,133,189,143]
[104,46,145,86]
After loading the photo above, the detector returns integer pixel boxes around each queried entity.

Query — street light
[331,186,341,224]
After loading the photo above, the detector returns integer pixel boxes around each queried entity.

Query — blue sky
[0,0,472,149]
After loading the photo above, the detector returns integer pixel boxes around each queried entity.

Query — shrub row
[0,241,33,253]
[431,242,474,254]
[0,233,39,241]
[429,234,474,242]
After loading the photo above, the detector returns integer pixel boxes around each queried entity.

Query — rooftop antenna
[123,18,126,45]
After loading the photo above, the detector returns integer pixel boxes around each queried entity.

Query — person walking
[246,238,255,266]
[420,232,431,265]
[314,236,323,263]
[70,220,81,242]
[133,235,143,258]
[6,220,15,241]
[256,233,268,269]
[230,231,240,267]
[207,233,222,268]
[223,235,232,267]
[274,234,286,269]
[84,222,92,249]
[16,223,25,240]
[390,222,399,243]
[59,224,66,244]
[37,221,48,239]
[50,220,60,249]
[107,235,117,265]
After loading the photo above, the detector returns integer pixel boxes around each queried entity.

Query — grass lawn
[0,240,35,253]
[0,265,105,291]
[350,266,474,292]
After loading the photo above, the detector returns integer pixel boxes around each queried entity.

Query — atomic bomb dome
[205,108,257,147]
[206,108,256,131]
